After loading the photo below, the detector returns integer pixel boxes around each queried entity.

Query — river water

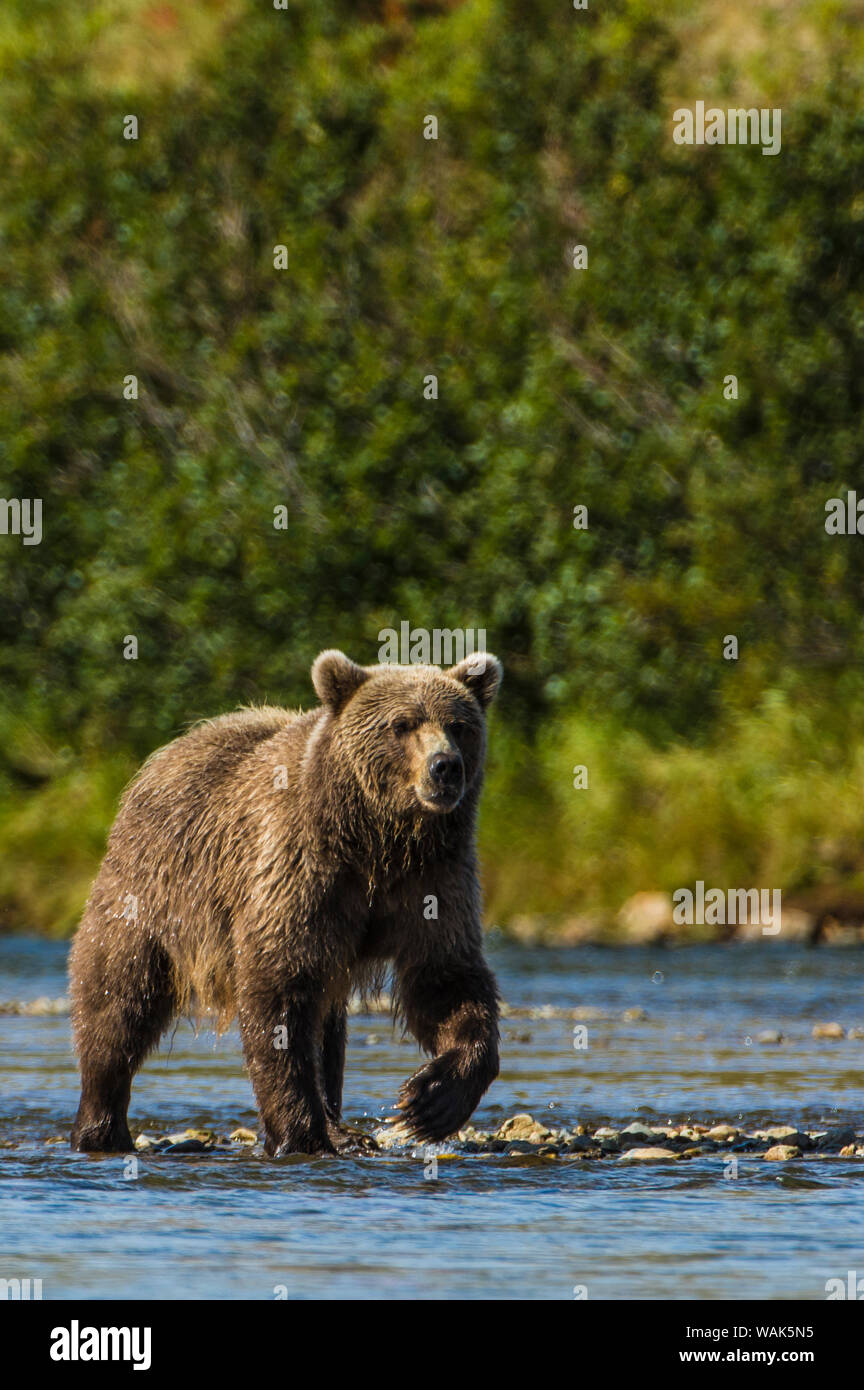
[1,936,862,1300]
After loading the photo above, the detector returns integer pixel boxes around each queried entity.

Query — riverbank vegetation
[2,0,863,936]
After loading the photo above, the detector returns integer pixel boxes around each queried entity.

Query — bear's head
[311,649,502,816]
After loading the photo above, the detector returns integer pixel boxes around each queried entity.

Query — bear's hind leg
[70,926,176,1153]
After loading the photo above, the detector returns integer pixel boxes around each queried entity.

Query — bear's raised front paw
[396,1051,481,1143]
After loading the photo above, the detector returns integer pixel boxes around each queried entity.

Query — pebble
[562,1135,596,1153]
[134,1128,221,1153]
[618,1147,682,1163]
[813,1021,845,1039]
[118,1113,863,1162]
[498,1003,646,1022]
[161,1129,220,1153]
[815,1127,856,1152]
[0,995,70,1016]
[495,1114,553,1144]
[347,993,392,1015]
[134,1134,164,1152]
[755,1126,811,1148]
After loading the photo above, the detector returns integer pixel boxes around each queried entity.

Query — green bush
[1,0,863,932]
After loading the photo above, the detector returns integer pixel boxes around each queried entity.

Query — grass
[479,688,864,935]
[1,687,862,939]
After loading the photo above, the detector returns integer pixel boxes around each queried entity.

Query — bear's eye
[391,719,413,736]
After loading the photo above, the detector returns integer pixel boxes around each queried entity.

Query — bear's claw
[396,1051,481,1143]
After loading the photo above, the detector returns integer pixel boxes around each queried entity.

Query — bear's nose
[428,751,463,788]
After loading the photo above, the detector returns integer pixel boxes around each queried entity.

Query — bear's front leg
[320,1004,378,1154]
[236,963,336,1156]
[395,955,500,1143]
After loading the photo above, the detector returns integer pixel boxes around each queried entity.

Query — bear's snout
[428,750,462,789]
[420,748,465,809]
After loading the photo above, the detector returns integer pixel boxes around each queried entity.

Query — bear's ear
[446,652,502,711]
[311,649,370,713]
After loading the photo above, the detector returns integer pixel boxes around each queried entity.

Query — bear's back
[134,705,301,788]
[107,705,313,865]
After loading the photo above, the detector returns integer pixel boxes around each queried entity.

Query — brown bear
[69,649,502,1156]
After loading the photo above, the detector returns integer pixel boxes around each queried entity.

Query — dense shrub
[1,0,863,930]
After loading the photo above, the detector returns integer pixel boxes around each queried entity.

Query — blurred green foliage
[1,0,864,933]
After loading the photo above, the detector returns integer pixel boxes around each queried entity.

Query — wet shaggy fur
[69,650,502,1156]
